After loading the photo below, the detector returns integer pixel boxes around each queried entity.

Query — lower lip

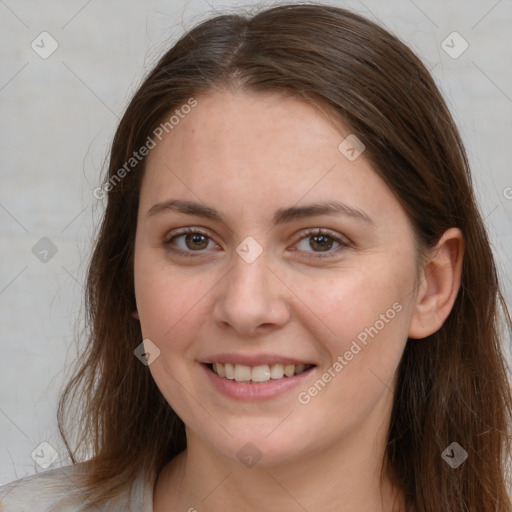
[201,363,316,401]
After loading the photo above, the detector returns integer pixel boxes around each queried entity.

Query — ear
[132,310,140,320]
[408,227,464,339]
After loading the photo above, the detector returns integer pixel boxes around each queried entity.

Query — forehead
[145,88,347,169]
[139,89,403,227]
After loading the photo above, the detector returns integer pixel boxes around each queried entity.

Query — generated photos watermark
[134,338,161,366]
[93,97,198,200]
[441,442,468,469]
[297,301,403,405]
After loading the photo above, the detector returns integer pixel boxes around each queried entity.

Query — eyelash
[162,227,350,260]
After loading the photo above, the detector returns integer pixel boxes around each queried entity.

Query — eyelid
[162,226,350,259]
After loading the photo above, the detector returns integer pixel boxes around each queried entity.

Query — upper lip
[201,353,315,367]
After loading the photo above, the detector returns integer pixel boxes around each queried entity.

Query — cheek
[289,268,410,438]
[290,260,414,413]
[134,259,197,345]
[299,260,412,348]
[134,259,224,376]
[134,263,205,411]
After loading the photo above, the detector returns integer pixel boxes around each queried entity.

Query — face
[133,89,420,467]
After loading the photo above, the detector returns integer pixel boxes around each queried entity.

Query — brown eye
[183,233,209,250]
[308,234,335,252]
[163,228,218,257]
[292,229,349,259]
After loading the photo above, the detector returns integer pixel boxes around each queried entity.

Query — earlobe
[132,310,140,320]
[408,227,464,339]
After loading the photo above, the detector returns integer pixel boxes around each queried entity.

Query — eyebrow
[145,199,374,226]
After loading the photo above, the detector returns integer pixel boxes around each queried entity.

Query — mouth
[204,362,315,383]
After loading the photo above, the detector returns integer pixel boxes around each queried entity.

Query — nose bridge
[225,231,272,293]
[230,245,270,296]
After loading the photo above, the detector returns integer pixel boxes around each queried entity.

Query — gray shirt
[0,464,154,511]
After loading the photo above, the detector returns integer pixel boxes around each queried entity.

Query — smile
[209,362,314,383]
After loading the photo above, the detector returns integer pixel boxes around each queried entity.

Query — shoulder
[0,464,83,511]
[0,463,154,512]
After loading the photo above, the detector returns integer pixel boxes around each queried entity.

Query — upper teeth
[211,363,311,382]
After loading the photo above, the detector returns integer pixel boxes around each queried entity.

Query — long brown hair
[58,3,512,510]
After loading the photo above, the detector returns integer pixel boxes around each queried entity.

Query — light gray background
[1,0,511,485]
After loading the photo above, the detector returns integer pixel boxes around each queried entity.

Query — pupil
[312,235,332,252]
[187,233,208,250]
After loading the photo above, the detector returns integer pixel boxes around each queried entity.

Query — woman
[1,3,510,511]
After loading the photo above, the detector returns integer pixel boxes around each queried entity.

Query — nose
[211,248,291,338]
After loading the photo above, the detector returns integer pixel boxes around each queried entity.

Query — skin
[133,89,464,512]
